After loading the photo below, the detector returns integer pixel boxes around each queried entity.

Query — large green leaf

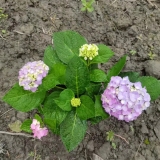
[106,55,126,82]
[53,30,87,64]
[119,72,140,82]
[43,91,67,133]
[43,46,61,68]
[90,69,107,82]
[20,119,32,133]
[137,76,160,101]
[40,71,59,91]
[54,89,74,111]
[76,95,95,120]
[60,111,87,152]
[90,44,114,64]
[52,63,66,84]
[65,56,90,96]
[2,83,46,112]
[94,95,109,120]
[40,63,66,91]
[85,82,101,99]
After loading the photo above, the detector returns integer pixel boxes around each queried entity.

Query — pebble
[87,140,94,152]
[17,112,28,120]
[154,146,160,159]
[135,153,146,160]
[141,123,149,134]
[20,23,34,35]
[96,142,111,159]
[145,60,160,79]
[154,120,160,140]
[0,62,3,70]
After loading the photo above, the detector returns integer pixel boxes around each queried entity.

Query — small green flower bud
[71,98,81,107]
[79,44,98,60]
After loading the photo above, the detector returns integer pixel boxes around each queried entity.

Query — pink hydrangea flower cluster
[101,76,151,122]
[18,61,49,92]
[31,119,48,139]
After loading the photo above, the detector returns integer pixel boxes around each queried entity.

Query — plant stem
[0,131,33,138]
[114,133,129,144]
[55,86,65,90]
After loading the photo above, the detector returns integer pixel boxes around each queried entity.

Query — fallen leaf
[8,120,22,132]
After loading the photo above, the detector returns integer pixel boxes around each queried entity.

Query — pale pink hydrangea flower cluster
[101,76,151,122]
[18,61,49,92]
[31,119,48,139]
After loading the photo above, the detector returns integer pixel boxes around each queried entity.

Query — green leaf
[43,91,67,133]
[90,44,114,64]
[44,118,58,134]
[119,72,140,82]
[76,95,95,120]
[81,7,86,11]
[87,7,94,12]
[60,111,87,152]
[34,114,43,126]
[8,120,22,132]
[54,89,74,111]
[95,95,109,119]
[20,119,32,133]
[66,56,90,96]
[39,70,59,91]
[52,63,66,84]
[85,83,101,99]
[137,76,160,101]
[89,116,104,124]
[90,69,107,82]
[43,46,61,68]
[2,83,46,112]
[106,55,126,82]
[88,0,95,5]
[53,30,87,64]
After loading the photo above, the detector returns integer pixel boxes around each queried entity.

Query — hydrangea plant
[2,30,160,152]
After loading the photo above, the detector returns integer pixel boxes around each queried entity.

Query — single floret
[101,76,151,122]
[71,98,81,107]
[79,44,98,60]
[18,61,49,92]
[30,119,48,139]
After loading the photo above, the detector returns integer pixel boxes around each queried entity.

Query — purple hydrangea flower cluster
[18,61,49,92]
[101,76,151,122]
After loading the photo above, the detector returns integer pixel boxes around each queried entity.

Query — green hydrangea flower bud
[71,98,81,107]
[79,44,98,60]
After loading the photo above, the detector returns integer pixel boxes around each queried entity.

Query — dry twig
[114,134,129,144]
[0,131,33,138]
[0,108,13,118]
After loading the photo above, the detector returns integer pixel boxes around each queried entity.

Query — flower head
[30,119,48,139]
[71,98,81,107]
[79,44,98,60]
[18,61,49,92]
[101,76,151,122]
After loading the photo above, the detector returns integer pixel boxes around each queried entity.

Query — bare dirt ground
[0,0,160,160]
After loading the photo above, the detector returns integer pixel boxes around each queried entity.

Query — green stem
[55,86,65,90]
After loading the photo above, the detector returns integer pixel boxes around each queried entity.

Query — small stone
[145,60,160,79]
[21,15,28,23]
[135,153,146,160]
[87,140,94,152]
[17,112,28,120]
[141,123,149,134]
[0,62,3,70]
[154,146,160,159]
[20,23,34,35]
[154,121,160,140]
[3,82,9,88]
[96,142,111,159]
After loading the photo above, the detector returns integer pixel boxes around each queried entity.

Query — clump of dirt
[0,0,160,160]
